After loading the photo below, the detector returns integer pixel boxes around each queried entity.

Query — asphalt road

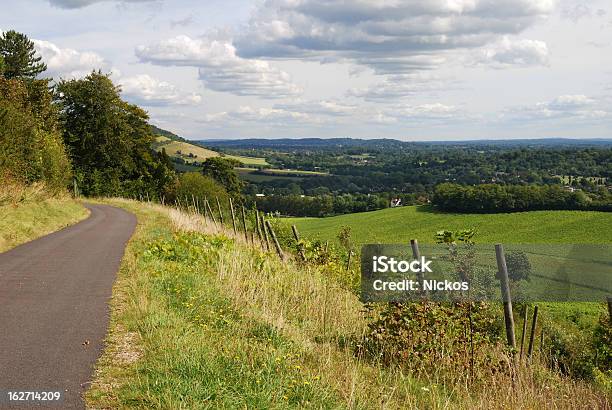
[0,204,136,409]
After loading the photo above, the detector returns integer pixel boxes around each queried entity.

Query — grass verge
[0,183,88,252]
[86,199,610,409]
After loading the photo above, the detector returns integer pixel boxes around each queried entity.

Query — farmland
[288,205,612,245]
[153,136,269,167]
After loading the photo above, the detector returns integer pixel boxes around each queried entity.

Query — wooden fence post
[607,296,612,324]
[346,250,352,271]
[215,196,224,224]
[265,220,284,260]
[255,210,264,248]
[241,206,249,242]
[229,198,237,234]
[528,305,539,360]
[495,244,516,349]
[73,178,79,197]
[410,239,428,296]
[292,225,306,261]
[260,214,270,251]
[520,305,529,360]
[206,199,217,226]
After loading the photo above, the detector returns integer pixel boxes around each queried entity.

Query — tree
[505,251,532,282]
[0,77,71,190]
[0,30,47,79]
[201,157,244,197]
[55,71,175,197]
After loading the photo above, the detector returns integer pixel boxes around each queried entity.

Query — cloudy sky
[2,0,612,140]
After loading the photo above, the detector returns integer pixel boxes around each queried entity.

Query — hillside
[288,205,612,245]
[151,127,269,168]
[84,199,610,409]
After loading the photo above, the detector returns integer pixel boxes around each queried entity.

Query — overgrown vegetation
[87,200,610,409]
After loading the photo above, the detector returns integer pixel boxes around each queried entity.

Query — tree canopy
[0,30,46,79]
[201,157,244,198]
[55,71,175,197]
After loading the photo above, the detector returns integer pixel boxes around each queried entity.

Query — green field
[237,167,328,182]
[153,136,268,167]
[288,205,612,245]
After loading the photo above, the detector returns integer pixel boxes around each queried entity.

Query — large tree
[201,157,244,197]
[0,30,47,79]
[55,71,175,197]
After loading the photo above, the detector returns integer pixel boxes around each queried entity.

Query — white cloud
[203,106,312,125]
[504,95,609,120]
[377,103,461,123]
[135,35,302,98]
[48,0,154,9]
[474,36,549,68]
[33,39,109,79]
[119,74,202,106]
[274,100,357,116]
[348,73,456,101]
[234,0,555,73]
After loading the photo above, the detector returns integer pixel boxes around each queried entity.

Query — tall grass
[88,200,610,409]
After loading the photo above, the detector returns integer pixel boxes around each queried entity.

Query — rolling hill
[150,126,269,168]
[287,205,612,245]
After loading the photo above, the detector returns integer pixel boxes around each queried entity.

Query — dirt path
[0,204,136,409]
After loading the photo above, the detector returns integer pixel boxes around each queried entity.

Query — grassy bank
[288,205,612,246]
[0,184,88,252]
[86,200,608,409]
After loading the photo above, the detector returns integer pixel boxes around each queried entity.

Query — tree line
[432,183,612,213]
[0,30,233,205]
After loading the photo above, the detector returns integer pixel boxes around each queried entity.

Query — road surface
[0,204,136,409]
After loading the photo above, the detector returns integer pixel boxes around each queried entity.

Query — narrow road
[0,204,136,409]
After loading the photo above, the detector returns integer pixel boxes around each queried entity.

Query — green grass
[0,197,89,252]
[288,205,612,246]
[86,201,610,409]
[224,154,269,167]
[86,202,348,408]
[153,137,269,167]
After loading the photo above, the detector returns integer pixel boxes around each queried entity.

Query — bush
[173,172,229,207]
[358,301,504,384]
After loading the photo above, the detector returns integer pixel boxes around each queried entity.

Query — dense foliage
[0,77,71,191]
[256,193,389,217]
[203,139,611,216]
[172,172,229,207]
[201,157,244,198]
[432,183,611,213]
[55,72,175,197]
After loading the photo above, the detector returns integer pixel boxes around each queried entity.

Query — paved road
[0,204,136,409]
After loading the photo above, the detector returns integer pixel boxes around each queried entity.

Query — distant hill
[150,124,187,142]
[150,126,269,169]
[199,137,612,150]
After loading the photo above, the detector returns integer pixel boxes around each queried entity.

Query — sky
[2,0,612,141]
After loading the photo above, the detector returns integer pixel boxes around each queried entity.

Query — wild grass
[0,180,88,252]
[87,200,610,409]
